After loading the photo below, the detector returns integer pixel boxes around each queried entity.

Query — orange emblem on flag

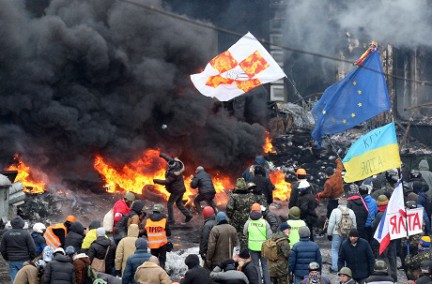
[205,76,234,88]
[209,51,238,73]
[236,79,262,92]
[239,51,269,78]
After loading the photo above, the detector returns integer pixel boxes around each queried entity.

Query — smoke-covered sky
[0,0,267,185]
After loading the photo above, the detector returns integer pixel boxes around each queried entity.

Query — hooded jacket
[87,236,116,274]
[122,248,152,284]
[43,253,76,284]
[64,221,85,251]
[134,261,171,284]
[181,254,211,284]
[0,216,36,261]
[153,153,186,194]
[115,223,139,273]
[289,237,322,278]
[190,169,216,195]
[82,221,102,251]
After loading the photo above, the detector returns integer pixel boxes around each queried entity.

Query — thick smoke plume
[0,0,266,186]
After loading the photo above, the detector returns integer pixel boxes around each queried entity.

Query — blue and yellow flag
[311,50,391,146]
[343,122,401,183]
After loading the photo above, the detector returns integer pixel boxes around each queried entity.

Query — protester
[13,259,45,284]
[210,259,249,284]
[243,203,272,284]
[242,155,270,182]
[42,247,76,284]
[289,168,308,208]
[113,192,136,227]
[363,259,396,284]
[71,246,91,284]
[82,220,102,252]
[235,249,261,284]
[296,180,319,241]
[416,260,432,284]
[267,222,291,284]
[316,158,344,218]
[301,262,330,284]
[114,200,146,242]
[180,254,211,284]
[115,223,139,275]
[252,165,275,205]
[419,159,432,197]
[122,238,152,284]
[64,221,86,252]
[199,206,217,270]
[338,229,375,283]
[153,152,193,225]
[43,215,76,248]
[134,256,171,284]
[289,226,322,284]
[405,236,432,280]
[87,227,116,274]
[338,267,356,284]
[31,222,47,256]
[190,166,218,214]
[0,215,36,283]
[287,206,307,246]
[261,205,280,234]
[358,184,378,243]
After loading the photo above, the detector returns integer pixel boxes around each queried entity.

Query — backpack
[336,206,354,237]
[261,237,288,261]
[102,209,114,232]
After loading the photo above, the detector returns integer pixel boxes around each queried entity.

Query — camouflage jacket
[226,189,257,232]
[268,231,290,278]
[405,250,432,270]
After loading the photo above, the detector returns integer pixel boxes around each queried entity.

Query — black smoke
[0,0,267,186]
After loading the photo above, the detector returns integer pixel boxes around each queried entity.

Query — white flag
[190,32,286,101]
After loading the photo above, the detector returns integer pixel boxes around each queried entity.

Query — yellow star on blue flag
[311,51,391,146]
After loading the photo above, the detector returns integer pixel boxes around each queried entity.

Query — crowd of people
[2,153,432,284]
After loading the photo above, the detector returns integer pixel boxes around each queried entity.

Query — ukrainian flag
[343,122,401,183]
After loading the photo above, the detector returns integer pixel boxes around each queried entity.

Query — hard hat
[308,261,320,271]
[65,215,76,223]
[246,182,256,190]
[289,206,301,219]
[296,168,307,176]
[373,259,388,273]
[53,247,65,255]
[65,246,76,256]
[251,203,261,211]
[202,206,215,219]
[124,192,136,202]
[152,203,164,213]
[32,222,46,234]
[338,267,352,277]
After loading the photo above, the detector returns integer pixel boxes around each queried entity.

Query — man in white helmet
[32,223,47,256]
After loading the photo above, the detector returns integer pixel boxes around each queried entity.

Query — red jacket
[113,199,131,226]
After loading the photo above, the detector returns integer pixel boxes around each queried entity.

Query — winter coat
[327,205,357,235]
[363,195,378,227]
[134,261,172,284]
[181,257,211,284]
[82,229,98,251]
[241,260,260,284]
[289,238,321,278]
[153,154,186,194]
[199,215,217,259]
[363,271,396,284]
[262,209,280,233]
[242,156,270,183]
[251,175,275,204]
[347,196,368,229]
[243,213,272,250]
[64,221,85,251]
[73,253,91,284]
[267,231,290,279]
[87,236,116,274]
[191,170,216,195]
[317,158,344,199]
[338,238,375,280]
[206,222,238,269]
[210,266,249,284]
[0,216,36,261]
[297,188,318,225]
[419,159,432,197]
[122,249,152,284]
[31,231,46,256]
[13,261,40,284]
[416,275,432,284]
[115,223,139,273]
[372,206,386,232]
[289,180,301,208]
[113,198,132,227]
[42,254,76,284]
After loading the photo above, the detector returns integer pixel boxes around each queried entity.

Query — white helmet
[33,223,46,234]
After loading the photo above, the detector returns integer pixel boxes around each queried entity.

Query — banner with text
[389,207,424,240]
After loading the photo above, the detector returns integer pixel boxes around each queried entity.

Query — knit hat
[289,206,301,219]
[216,212,227,224]
[279,222,291,231]
[377,195,389,206]
[135,238,148,250]
[420,236,431,248]
[96,227,106,237]
[299,226,310,238]
[89,220,101,230]
[348,229,360,237]
[238,250,250,259]
[65,246,75,256]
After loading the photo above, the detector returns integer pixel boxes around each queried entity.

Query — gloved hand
[114,270,121,277]
[327,235,333,241]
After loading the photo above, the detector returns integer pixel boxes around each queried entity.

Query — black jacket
[338,238,375,280]
[262,210,280,233]
[181,264,211,284]
[242,261,261,284]
[64,222,85,252]
[364,271,396,283]
[251,174,275,204]
[42,254,76,284]
[191,170,216,195]
[87,236,116,273]
[154,153,186,194]
[199,216,217,258]
[0,216,36,261]
[297,189,318,225]
[347,196,368,229]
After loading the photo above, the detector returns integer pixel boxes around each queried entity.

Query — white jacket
[327,205,357,235]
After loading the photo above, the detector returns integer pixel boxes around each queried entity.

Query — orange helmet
[251,203,261,211]
[65,215,76,223]
[296,168,307,176]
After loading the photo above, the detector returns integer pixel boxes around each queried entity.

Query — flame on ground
[6,153,47,194]
[263,132,276,154]
[270,170,291,201]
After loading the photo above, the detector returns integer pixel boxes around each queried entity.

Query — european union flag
[311,51,391,146]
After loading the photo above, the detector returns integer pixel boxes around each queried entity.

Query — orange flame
[263,132,276,154]
[6,154,47,194]
[93,149,233,206]
[270,170,291,201]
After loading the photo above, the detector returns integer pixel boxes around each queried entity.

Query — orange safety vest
[44,223,67,248]
[145,218,168,249]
